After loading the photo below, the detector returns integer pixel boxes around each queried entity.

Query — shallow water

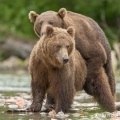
[0,73,120,120]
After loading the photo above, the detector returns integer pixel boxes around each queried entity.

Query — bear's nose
[63,57,69,64]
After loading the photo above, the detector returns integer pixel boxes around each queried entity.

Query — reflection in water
[29,113,53,120]
[0,73,120,120]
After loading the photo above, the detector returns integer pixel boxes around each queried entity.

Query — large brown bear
[28,25,116,113]
[28,26,87,113]
[28,8,117,111]
[28,8,115,96]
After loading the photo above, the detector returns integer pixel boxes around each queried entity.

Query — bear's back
[66,11,107,43]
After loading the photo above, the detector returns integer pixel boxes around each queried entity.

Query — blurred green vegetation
[0,0,120,45]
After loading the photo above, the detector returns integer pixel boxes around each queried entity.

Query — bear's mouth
[50,57,64,68]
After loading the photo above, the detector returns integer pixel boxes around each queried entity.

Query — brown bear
[28,8,116,111]
[28,25,116,113]
[28,26,87,113]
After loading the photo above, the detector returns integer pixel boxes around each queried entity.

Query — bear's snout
[63,56,69,64]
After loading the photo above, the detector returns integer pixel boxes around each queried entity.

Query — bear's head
[38,25,75,68]
[29,8,67,37]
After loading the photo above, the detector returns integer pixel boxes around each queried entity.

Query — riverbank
[0,55,120,75]
[0,56,28,74]
[0,38,120,75]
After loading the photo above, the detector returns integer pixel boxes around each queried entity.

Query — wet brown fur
[28,8,117,112]
[28,26,87,113]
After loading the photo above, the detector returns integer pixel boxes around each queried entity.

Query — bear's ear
[28,11,38,22]
[45,25,54,37]
[58,8,67,19]
[67,26,75,38]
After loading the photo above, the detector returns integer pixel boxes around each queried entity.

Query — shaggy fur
[28,8,115,97]
[28,8,119,112]
[28,26,87,113]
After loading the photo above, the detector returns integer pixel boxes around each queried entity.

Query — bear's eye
[49,21,54,25]
[66,45,70,49]
[39,21,43,26]
[56,45,62,49]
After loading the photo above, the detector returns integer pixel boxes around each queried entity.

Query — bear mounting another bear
[28,8,115,97]
[27,25,118,113]
[28,8,120,112]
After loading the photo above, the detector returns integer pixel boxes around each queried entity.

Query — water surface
[0,73,120,120]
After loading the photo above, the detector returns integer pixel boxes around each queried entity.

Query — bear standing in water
[28,8,117,112]
[28,8,115,98]
[28,26,115,113]
[28,26,87,113]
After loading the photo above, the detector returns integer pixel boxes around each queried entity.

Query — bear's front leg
[44,93,55,112]
[27,80,46,112]
[27,63,48,112]
[54,84,75,113]
[28,97,42,112]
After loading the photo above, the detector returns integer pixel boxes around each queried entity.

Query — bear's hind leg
[94,67,115,112]
[104,59,116,96]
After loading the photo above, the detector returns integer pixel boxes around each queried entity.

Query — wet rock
[72,113,80,117]
[0,56,24,71]
[0,56,29,72]
[0,38,35,60]
[24,58,29,70]
[8,104,18,109]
